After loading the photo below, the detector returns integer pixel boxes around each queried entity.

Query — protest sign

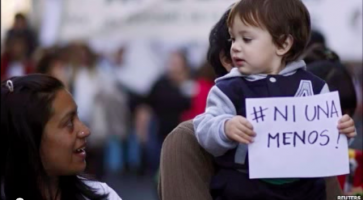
[246,91,349,179]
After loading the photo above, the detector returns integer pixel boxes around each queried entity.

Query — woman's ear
[276,35,294,57]
[219,52,233,72]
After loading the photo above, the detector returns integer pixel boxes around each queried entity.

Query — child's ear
[276,35,294,56]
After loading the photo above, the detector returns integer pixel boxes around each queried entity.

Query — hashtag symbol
[251,106,268,123]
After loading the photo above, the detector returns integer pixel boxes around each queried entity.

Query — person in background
[1,34,34,81]
[1,74,122,200]
[182,61,216,120]
[303,30,360,150]
[70,43,110,179]
[6,13,38,57]
[72,43,103,126]
[36,50,70,89]
[148,50,193,141]
[303,43,359,192]
[89,68,130,179]
[302,34,360,149]
[304,45,357,117]
[307,30,326,48]
[95,45,143,176]
[143,50,192,171]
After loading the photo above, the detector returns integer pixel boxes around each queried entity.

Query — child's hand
[225,116,256,144]
[338,114,356,138]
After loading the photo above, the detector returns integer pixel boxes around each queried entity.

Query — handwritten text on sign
[246,92,349,179]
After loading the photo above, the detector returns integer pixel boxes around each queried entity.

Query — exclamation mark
[335,133,341,149]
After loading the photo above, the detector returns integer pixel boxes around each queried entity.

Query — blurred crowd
[1,13,220,181]
[1,13,362,189]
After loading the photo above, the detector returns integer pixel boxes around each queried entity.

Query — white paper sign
[246,91,349,179]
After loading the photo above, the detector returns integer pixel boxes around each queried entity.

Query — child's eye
[243,38,252,43]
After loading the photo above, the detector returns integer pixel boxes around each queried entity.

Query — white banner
[246,92,349,179]
[302,0,362,62]
[56,0,362,61]
[59,0,236,42]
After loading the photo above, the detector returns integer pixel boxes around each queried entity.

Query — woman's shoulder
[164,120,196,147]
[175,120,194,133]
[81,178,122,200]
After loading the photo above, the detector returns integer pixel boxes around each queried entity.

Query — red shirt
[182,78,214,121]
[1,53,34,81]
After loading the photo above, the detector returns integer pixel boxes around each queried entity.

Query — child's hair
[227,0,311,63]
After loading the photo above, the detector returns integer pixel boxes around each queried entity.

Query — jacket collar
[215,60,306,82]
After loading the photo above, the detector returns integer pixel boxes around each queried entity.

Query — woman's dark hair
[302,44,340,65]
[207,7,233,78]
[1,74,108,200]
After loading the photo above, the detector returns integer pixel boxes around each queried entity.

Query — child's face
[229,15,281,75]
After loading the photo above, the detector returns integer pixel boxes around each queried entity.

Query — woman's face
[40,89,90,177]
[167,52,189,84]
[220,52,233,72]
[9,38,27,59]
